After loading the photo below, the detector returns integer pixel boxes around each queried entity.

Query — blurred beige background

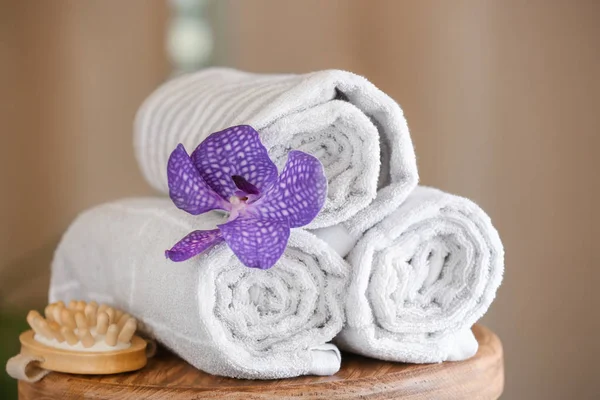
[0,0,166,307]
[1,1,598,399]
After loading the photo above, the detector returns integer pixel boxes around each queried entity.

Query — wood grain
[18,324,503,399]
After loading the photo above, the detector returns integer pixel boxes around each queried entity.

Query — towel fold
[134,68,418,232]
[49,198,349,379]
[333,186,504,363]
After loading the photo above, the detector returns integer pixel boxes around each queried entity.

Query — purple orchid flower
[165,125,327,270]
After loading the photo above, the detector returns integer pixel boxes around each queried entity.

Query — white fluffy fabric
[49,198,349,379]
[134,68,418,232]
[333,186,504,363]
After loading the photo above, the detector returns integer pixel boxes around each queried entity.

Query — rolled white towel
[134,68,418,232]
[49,198,348,379]
[333,186,504,363]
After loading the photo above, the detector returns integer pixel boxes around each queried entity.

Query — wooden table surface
[18,324,503,399]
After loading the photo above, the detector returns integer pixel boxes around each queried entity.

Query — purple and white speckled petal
[165,229,224,262]
[167,144,230,215]
[191,125,278,199]
[249,151,327,228]
[218,218,290,270]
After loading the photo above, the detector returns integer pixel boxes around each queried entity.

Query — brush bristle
[28,300,137,348]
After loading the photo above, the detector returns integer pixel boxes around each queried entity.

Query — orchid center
[229,194,249,204]
[227,175,261,221]
[227,195,248,221]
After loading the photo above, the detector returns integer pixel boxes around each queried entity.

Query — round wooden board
[18,324,503,400]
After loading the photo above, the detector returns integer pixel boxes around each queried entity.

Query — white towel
[49,198,349,379]
[134,68,418,232]
[333,186,504,363]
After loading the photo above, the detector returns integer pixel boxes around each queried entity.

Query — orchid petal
[167,144,230,215]
[191,125,278,199]
[250,151,327,228]
[218,218,290,270]
[165,229,224,262]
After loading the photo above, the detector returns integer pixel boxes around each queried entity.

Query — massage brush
[7,300,148,379]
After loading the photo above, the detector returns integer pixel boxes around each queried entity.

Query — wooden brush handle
[6,353,50,383]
